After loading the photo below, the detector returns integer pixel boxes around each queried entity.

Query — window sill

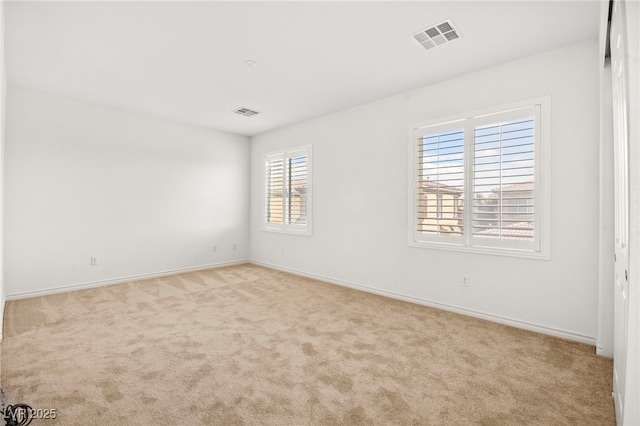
[408,240,550,260]
[263,227,312,237]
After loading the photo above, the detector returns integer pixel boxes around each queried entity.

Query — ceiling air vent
[412,19,461,51]
[233,107,260,117]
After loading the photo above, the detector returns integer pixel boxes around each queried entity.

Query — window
[410,97,549,258]
[264,146,312,235]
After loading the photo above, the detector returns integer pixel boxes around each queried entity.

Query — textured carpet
[1,264,614,425]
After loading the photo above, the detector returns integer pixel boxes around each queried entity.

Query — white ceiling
[5,1,600,137]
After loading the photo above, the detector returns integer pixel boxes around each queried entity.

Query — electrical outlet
[461,275,470,287]
[213,245,217,252]
[90,257,98,266]
[232,243,237,250]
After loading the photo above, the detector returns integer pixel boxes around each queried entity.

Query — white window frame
[408,97,550,259]
[263,145,312,236]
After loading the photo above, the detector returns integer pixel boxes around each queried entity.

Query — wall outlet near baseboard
[213,245,217,252]
[232,243,237,250]
[90,257,98,266]
[461,275,470,287]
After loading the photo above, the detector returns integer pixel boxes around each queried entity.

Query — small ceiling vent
[233,107,260,117]
[412,19,461,51]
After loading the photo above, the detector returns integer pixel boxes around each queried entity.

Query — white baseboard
[6,259,598,347]
[251,260,597,346]
[596,344,613,358]
[5,260,249,301]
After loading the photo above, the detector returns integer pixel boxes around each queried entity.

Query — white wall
[4,87,250,298]
[598,60,614,357]
[0,0,6,338]
[250,40,601,344]
[597,0,614,356]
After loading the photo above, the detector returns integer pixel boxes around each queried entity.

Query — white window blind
[264,146,312,235]
[265,154,284,225]
[416,126,465,240]
[472,115,536,245]
[410,98,549,258]
[287,153,308,226]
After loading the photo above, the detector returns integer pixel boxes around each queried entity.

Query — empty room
[0,0,638,425]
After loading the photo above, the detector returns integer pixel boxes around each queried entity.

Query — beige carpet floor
[1,263,614,425]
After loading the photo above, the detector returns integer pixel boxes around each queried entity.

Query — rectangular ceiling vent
[233,107,260,117]
[412,19,461,51]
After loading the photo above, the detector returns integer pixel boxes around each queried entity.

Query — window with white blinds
[416,124,465,241]
[410,98,549,258]
[472,113,536,249]
[264,146,312,235]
